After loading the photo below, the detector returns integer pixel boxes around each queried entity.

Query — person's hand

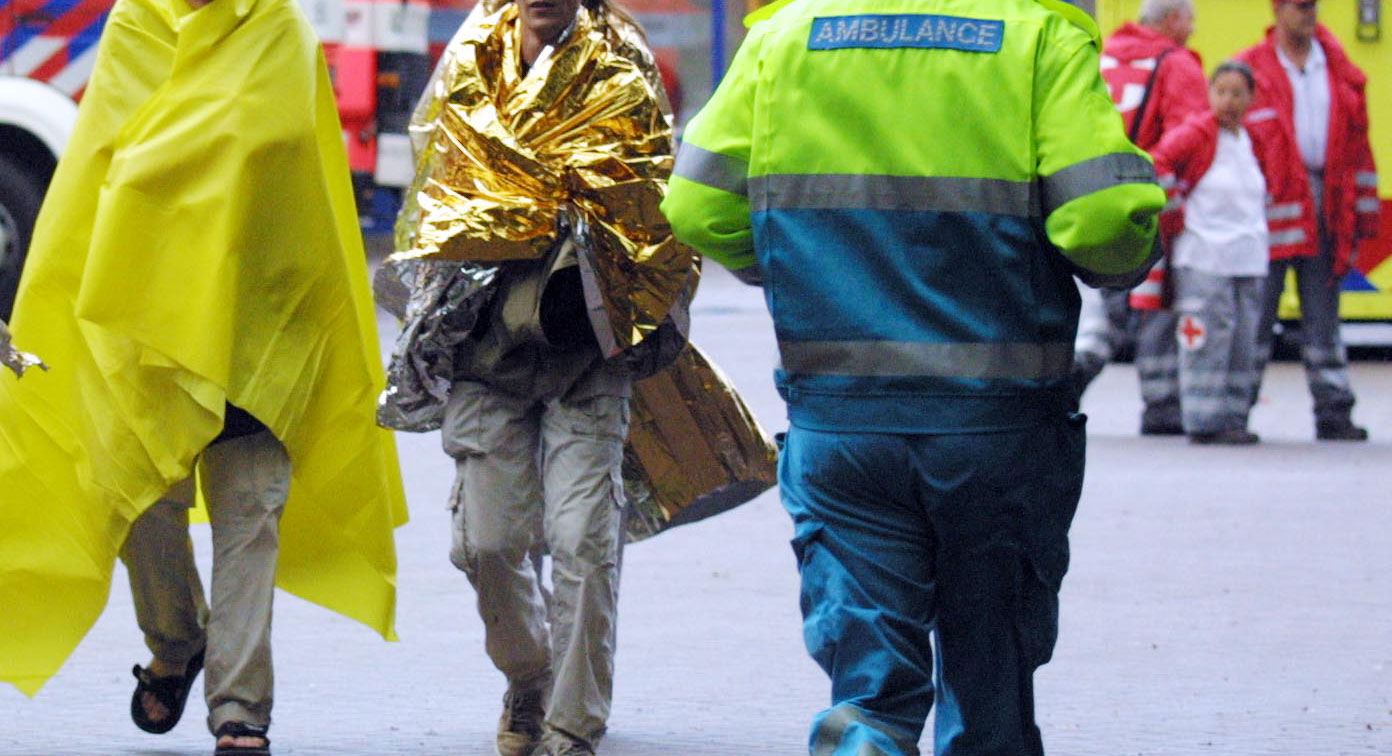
[1,321,48,378]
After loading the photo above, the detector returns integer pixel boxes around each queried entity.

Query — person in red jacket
[1092,0,1208,435]
[1151,60,1315,444]
[1236,0,1379,441]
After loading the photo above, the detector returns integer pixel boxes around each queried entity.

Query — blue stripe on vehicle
[68,8,109,59]
[3,0,81,59]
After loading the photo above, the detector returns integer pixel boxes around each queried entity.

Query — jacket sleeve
[1034,28,1166,289]
[1155,50,1208,134]
[1347,74,1380,239]
[1148,123,1195,245]
[660,29,761,279]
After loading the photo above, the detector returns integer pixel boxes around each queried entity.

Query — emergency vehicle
[1094,0,1392,348]
[0,0,704,318]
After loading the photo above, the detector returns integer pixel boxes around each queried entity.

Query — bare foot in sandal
[130,648,205,734]
[138,658,183,723]
[214,721,271,755]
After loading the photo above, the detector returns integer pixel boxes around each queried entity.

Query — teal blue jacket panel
[664,0,1162,433]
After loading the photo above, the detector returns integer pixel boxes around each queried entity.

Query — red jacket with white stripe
[1237,25,1379,276]
[1130,110,1313,310]
[1100,22,1208,151]
[1154,110,1315,260]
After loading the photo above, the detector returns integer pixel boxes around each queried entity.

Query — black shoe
[1141,421,1185,436]
[1189,430,1260,445]
[1316,422,1369,441]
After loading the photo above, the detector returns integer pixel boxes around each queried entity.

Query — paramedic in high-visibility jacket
[662,2,1165,755]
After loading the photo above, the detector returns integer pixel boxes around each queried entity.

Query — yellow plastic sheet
[0,0,406,696]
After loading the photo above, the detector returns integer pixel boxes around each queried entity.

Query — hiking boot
[543,728,596,756]
[495,682,547,756]
[1316,421,1369,442]
[1189,429,1260,445]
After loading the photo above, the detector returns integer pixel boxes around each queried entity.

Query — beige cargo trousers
[442,360,631,746]
[120,430,291,734]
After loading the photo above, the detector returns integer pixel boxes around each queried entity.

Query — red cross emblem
[1178,315,1207,351]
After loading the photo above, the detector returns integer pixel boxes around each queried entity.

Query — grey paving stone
[2,265,1388,755]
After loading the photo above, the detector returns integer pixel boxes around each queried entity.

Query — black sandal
[129,647,205,734]
[213,721,271,756]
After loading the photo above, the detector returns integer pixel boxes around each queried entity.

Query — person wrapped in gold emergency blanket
[375,0,776,753]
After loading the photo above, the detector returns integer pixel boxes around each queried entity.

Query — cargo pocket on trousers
[1015,553,1063,670]
[447,477,474,575]
[441,384,490,459]
[789,524,838,668]
[568,394,629,442]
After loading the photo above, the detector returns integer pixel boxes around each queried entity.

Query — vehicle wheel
[0,154,45,321]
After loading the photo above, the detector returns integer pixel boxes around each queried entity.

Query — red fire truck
[0,0,701,318]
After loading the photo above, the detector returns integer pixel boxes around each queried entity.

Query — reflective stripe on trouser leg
[1250,259,1289,409]
[200,430,291,733]
[926,422,1084,756]
[780,430,933,756]
[442,382,552,689]
[1073,279,1113,363]
[813,705,919,756]
[121,477,210,671]
[1291,236,1356,425]
[781,423,1085,756]
[1135,309,1180,427]
[538,375,630,744]
[1226,276,1266,430]
[1173,269,1263,434]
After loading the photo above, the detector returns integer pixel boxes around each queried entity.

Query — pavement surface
[2,264,1389,755]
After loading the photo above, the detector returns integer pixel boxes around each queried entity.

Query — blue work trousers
[780,418,1086,756]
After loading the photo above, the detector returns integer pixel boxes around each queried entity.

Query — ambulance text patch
[808,14,1004,52]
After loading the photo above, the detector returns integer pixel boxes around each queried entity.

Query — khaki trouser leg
[539,384,629,744]
[443,363,630,745]
[200,431,291,733]
[444,383,553,687]
[122,477,209,672]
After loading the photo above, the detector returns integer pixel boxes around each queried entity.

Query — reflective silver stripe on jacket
[1269,228,1306,247]
[812,705,918,756]
[1356,197,1381,213]
[749,173,1040,217]
[673,143,749,196]
[1356,171,1378,189]
[1039,152,1156,216]
[781,340,1073,380]
[1267,201,1305,221]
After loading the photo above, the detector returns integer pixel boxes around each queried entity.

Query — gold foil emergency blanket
[622,345,778,542]
[389,1,695,359]
[0,319,46,377]
[378,0,776,539]
[374,259,496,432]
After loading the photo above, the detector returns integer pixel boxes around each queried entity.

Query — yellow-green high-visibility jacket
[662,0,1164,433]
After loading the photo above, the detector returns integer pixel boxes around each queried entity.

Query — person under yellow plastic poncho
[0,0,406,749]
